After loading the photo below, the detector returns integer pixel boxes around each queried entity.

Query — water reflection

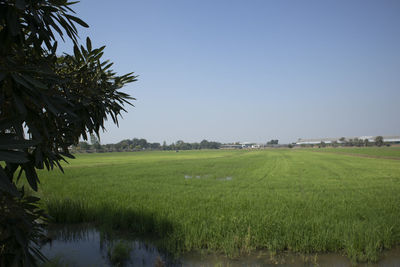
[41,224,178,266]
[41,224,400,266]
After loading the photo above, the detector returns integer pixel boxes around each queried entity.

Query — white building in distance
[296,136,400,145]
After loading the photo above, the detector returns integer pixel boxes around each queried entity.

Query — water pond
[40,224,400,266]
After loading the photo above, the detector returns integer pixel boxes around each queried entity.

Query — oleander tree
[0,0,136,265]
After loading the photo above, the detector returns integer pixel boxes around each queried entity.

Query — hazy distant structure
[296,136,400,145]
[220,142,263,149]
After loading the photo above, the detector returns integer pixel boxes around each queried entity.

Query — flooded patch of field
[216,176,233,181]
[41,225,400,266]
[184,174,211,179]
[40,224,178,266]
[184,174,233,181]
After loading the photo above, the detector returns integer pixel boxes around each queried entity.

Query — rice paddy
[36,148,400,263]
[313,146,400,159]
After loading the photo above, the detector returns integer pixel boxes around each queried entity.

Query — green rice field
[312,146,400,159]
[36,148,400,263]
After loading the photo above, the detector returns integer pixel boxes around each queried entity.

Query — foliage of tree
[364,139,369,147]
[347,139,354,146]
[71,138,222,152]
[357,138,364,147]
[267,139,279,145]
[0,0,136,265]
[199,139,221,149]
[90,133,101,150]
[375,136,384,147]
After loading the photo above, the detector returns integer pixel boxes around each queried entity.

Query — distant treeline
[297,136,392,148]
[73,136,221,152]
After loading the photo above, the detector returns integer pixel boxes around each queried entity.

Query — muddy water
[40,224,178,266]
[181,249,400,267]
[40,224,400,266]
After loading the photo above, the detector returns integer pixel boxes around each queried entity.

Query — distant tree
[114,142,122,151]
[320,141,326,148]
[288,144,293,148]
[192,142,200,150]
[182,143,192,150]
[79,142,91,150]
[118,139,130,150]
[353,138,361,147]
[347,139,354,147]
[339,137,346,146]
[267,139,279,145]
[200,139,209,149]
[103,144,115,152]
[137,138,148,149]
[357,138,364,147]
[75,138,222,152]
[332,141,338,147]
[130,138,138,147]
[364,139,369,147]
[174,140,183,150]
[375,136,384,147]
[90,134,98,145]
[90,133,101,150]
[168,142,174,150]
[209,141,221,149]
[150,143,161,150]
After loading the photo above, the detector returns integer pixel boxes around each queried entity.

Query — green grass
[108,241,131,266]
[35,149,400,263]
[309,146,400,158]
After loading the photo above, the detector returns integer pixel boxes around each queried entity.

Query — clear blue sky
[61,0,400,144]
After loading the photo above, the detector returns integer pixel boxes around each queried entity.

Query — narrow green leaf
[11,73,34,90]
[0,72,6,82]
[103,62,114,71]
[65,14,89,28]
[21,74,47,89]
[0,117,22,131]
[6,8,19,36]
[0,168,19,196]
[13,94,27,116]
[0,135,39,149]
[66,1,80,5]
[0,150,28,163]
[73,44,81,60]
[22,163,39,191]
[86,37,92,51]
[15,0,26,10]
[80,45,87,57]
